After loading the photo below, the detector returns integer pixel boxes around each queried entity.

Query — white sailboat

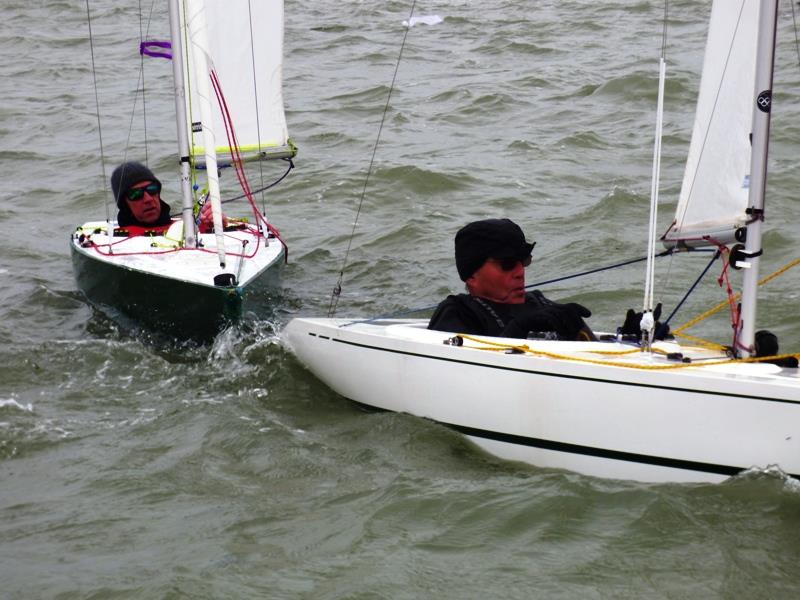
[283,0,800,483]
[71,0,294,338]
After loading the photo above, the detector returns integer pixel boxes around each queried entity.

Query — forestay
[662,0,759,247]
[180,0,293,165]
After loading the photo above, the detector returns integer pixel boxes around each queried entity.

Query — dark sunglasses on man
[491,255,532,271]
[126,182,161,201]
[491,243,535,271]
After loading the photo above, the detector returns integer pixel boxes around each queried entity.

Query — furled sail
[180,0,294,165]
[662,0,759,248]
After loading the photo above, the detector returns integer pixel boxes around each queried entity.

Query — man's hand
[198,202,226,233]
[618,303,670,339]
[507,302,592,340]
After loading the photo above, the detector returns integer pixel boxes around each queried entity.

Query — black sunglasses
[493,254,533,271]
[126,182,161,201]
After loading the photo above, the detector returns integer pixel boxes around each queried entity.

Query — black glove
[557,302,594,340]
[618,303,670,340]
[505,302,591,340]
[561,302,591,320]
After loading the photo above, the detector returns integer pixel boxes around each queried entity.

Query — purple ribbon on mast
[139,40,172,60]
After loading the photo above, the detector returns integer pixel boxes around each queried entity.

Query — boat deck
[72,219,283,288]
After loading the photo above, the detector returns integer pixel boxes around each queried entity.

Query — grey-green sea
[3,1,800,598]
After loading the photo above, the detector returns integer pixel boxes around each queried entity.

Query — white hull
[283,317,800,483]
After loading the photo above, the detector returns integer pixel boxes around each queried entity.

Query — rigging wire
[245,0,269,219]
[327,0,418,318]
[534,249,675,289]
[88,0,157,195]
[341,250,691,327]
[138,0,149,165]
[791,1,800,69]
[221,158,294,204]
[120,1,157,169]
[660,249,720,329]
[84,0,110,223]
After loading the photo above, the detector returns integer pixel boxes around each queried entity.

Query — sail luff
[662,0,759,248]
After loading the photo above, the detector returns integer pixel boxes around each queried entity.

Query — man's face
[466,257,528,304]
[125,180,161,224]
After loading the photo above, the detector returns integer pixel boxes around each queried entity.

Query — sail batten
[191,142,296,166]
[662,0,759,248]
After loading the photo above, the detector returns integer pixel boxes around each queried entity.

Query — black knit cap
[110,161,161,207]
[455,218,535,281]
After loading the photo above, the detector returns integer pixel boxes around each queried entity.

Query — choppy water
[2,1,800,597]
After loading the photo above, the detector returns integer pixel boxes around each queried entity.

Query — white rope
[643,58,666,346]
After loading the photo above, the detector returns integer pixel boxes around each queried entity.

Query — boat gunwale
[290,318,800,405]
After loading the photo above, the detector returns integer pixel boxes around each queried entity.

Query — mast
[738,0,778,357]
[167,0,197,248]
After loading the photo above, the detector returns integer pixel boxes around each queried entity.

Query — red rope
[711,242,744,351]
[85,222,265,260]
[210,70,289,262]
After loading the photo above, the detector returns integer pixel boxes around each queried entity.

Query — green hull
[71,242,282,340]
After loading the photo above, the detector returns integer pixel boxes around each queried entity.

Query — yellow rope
[450,257,800,370]
[672,331,727,351]
[671,299,731,334]
[671,256,800,342]
[458,334,705,370]
[456,334,800,371]
[584,348,642,356]
[758,256,800,285]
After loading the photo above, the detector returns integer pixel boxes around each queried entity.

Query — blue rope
[661,249,721,327]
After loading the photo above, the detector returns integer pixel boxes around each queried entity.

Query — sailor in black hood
[110,161,172,227]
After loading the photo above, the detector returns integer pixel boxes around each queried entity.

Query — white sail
[662,0,759,248]
[181,0,293,165]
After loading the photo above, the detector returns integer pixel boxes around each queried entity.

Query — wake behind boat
[284,0,800,483]
[72,0,294,338]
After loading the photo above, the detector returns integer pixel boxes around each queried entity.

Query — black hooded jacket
[428,290,592,340]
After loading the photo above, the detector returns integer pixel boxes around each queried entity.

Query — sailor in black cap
[111,161,222,231]
[111,161,173,227]
[428,218,594,340]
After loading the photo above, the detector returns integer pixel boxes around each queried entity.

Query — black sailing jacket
[428,291,591,340]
